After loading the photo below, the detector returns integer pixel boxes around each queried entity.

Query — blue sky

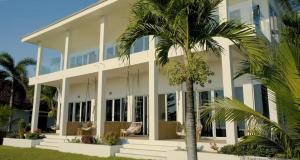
[0,0,97,76]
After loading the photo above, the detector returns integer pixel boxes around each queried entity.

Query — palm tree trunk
[8,79,14,133]
[185,78,198,160]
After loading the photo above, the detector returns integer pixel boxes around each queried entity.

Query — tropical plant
[40,86,57,118]
[203,1,300,157]
[0,52,36,132]
[117,0,261,159]
[0,105,11,129]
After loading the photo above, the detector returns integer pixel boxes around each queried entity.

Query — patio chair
[120,122,142,138]
[176,123,203,141]
[77,122,93,136]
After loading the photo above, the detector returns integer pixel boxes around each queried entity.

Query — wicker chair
[120,122,143,138]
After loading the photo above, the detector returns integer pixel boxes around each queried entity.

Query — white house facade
[23,0,281,151]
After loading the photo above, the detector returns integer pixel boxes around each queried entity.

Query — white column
[268,89,278,123]
[96,70,106,136]
[211,90,217,139]
[99,16,106,62]
[219,0,238,145]
[59,78,69,136]
[31,84,41,132]
[56,88,62,127]
[63,32,70,70]
[96,16,106,137]
[127,95,134,122]
[176,90,184,123]
[148,35,159,140]
[36,44,43,76]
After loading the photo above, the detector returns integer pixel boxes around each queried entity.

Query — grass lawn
[0,146,136,160]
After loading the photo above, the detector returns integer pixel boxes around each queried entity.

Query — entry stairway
[35,134,66,150]
[115,139,180,160]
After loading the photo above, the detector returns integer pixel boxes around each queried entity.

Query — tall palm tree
[0,52,35,132]
[118,0,261,159]
[41,86,57,118]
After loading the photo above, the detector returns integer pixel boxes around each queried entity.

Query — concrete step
[122,144,177,151]
[36,145,58,150]
[39,142,59,147]
[123,139,182,147]
[116,153,166,160]
[120,148,167,157]
[43,138,66,143]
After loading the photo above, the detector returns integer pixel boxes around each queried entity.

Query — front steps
[36,134,66,150]
[115,139,180,160]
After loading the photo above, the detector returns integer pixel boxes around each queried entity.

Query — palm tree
[118,0,261,159]
[203,1,300,158]
[41,86,57,118]
[0,52,35,132]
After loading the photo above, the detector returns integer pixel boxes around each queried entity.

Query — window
[229,10,241,22]
[215,90,226,137]
[81,102,86,122]
[68,101,92,122]
[87,101,91,121]
[159,93,177,121]
[106,98,128,122]
[75,103,80,121]
[199,91,213,137]
[121,98,128,121]
[235,87,245,138]
[106,100,113,121]
[68,103,74,121]
[131,36,149,53]
[167,93,176,121]
[254,84,269,118]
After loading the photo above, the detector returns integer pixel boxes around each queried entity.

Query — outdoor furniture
[77,122,93,136]
[120,122,142,138]
[176,123,203,141]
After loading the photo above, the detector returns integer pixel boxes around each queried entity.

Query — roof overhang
[21,0,135,44]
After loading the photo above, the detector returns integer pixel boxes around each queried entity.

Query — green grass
[0,146,136,160]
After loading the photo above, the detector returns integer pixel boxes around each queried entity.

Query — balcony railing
[68,48,99,68]
[104,36,150,60]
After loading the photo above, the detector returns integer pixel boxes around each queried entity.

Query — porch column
[176,90,184,123]
[59,78,69,136]
[96,15,106,137]
[268,89,278,123]
[127,95,134,122]
[31,83,41,132]
[149,35,159,140]
[63,31,70,70]
[211,90,217,138]
[56,88,62,127]
[219,0,238,144]
[96,70,106,136]
[36,44,43,76]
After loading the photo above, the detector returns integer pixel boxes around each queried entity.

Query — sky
[0,0,98,76]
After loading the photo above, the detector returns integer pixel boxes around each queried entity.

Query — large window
[254,84,269,118]
[199,91,213,137]
[215,90,226,137]
[106,98,127,122]
[104,43,118,60]
[159,93,177,121]
[67,101,92,122]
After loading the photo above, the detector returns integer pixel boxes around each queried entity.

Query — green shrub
[67,137,81,143]
[18,119,27,139]
[101,132,120,145]
[25,130,45,140]
[220,143,281,157]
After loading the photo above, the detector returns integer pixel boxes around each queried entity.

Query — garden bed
[166,150,288,160]
[3,138,42,148]
[58,143,122,158]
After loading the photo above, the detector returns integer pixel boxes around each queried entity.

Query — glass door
[135,96,149,135]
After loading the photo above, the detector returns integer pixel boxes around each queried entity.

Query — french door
[135,96,149,135]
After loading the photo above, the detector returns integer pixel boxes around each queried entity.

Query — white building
[22,0,281,158]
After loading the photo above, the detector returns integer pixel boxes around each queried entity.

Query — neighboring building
[22,0,281,146]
